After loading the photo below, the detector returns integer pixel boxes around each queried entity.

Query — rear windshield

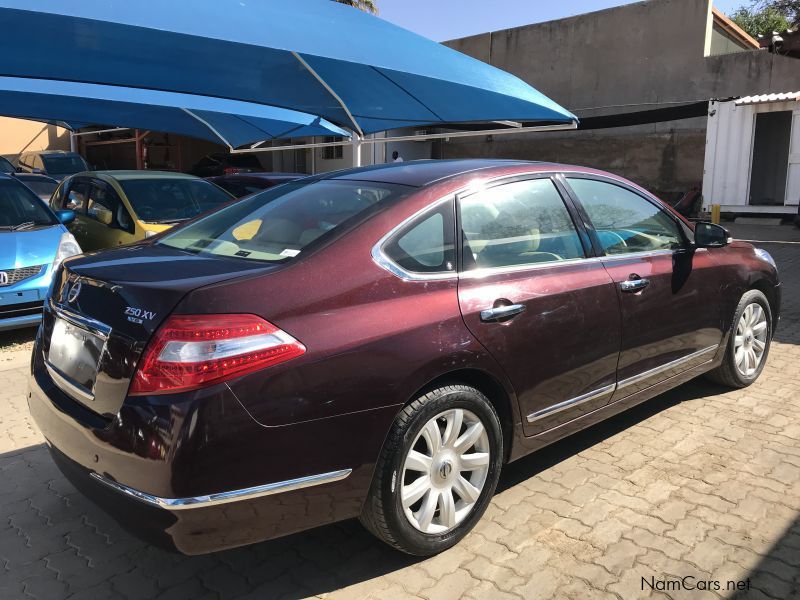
[0,180,57,229]
[159,179,413,263]
[42,155,88,175]
[119,178,233,224]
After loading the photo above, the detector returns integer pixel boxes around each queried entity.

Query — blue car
[0,174,82,331]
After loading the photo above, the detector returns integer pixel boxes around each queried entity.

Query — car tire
[360,385,503,556]
[706,290,772,388]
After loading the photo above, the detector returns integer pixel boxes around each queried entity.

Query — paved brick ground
[1,228,799,600]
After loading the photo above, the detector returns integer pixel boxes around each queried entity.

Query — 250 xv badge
[125,306,157,324]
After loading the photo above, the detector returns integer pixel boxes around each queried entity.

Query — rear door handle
[480,304,526,322]
[620,277,650,293]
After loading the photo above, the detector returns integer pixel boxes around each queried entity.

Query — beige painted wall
[0,117,70,163]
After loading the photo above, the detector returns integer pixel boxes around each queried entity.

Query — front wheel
[360,385,503,556]
[707,290,772,388]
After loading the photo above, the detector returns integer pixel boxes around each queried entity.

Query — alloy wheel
[734,302,768,377]
[400,408,491,534]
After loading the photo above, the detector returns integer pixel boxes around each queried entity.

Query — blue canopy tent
[0,77,348,148]
[0,0,577,138]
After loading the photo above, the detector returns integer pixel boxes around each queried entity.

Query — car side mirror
[55,209,75,225]
[694,222,729,248]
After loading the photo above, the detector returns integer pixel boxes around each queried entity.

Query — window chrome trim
[89,468,353,511]
[617,345,719,391]
[370,195,458,282]
[459,248,677,279]
[527,383,615,423]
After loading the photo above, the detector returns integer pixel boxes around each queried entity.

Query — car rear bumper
[27,343,393,554]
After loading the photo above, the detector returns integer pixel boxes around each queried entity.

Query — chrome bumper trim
[45,361,95,404]
[89,469,353,510]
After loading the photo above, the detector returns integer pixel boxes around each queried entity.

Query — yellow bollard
[711,204,721,225]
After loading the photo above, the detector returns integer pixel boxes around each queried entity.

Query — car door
[84,179,138,250]
[564,176,725,399]
[456,176,622,436]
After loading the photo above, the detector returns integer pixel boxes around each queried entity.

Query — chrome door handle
[480,304,526,322]
[620,277,650,292]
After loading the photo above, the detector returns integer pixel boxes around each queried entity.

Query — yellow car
[49,171,234,251]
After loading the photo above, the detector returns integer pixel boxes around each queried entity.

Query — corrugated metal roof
[735,92,800,105]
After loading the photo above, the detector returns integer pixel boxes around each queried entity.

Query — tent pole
[352,134,362,168]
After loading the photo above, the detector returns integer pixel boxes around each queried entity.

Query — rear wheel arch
[403,369,517,464]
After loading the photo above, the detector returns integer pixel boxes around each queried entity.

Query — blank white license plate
[48,316,105,392]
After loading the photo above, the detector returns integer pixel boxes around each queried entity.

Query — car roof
[13,172,58,182]
[78,170,202,182]
[321,159,560,187]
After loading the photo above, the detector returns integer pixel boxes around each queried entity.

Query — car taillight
[129,314,305,396]
[223,167,241,175]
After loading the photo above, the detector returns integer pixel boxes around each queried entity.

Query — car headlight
[53,232,82,269]
[754,247,777,270]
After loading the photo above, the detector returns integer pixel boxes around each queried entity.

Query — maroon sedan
[28,160,780,556]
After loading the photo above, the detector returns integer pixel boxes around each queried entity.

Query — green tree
[755,1,800,25]
[334,0,378,15]
[731,6,790,37]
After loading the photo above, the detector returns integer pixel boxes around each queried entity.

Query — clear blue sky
[379,0,744,41]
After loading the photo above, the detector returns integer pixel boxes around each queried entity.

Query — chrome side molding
[527,383,615,423]
[89,469,353,510]
[616,345,718,391]
[526,344,720,423]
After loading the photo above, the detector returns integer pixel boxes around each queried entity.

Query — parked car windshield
[119,178,234,224]
[41,155,89,175]
[159,179,413,263]
[0,156,15,174]
[0,179,58,230]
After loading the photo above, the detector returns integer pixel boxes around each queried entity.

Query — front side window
[567,178,682,255]
[65,180,89,212]
[87,182,133,232]
[460,178,585,270]
[159,179,413,263]
[382,203,455,274]
[0,180,57,229]
[119,178,233,224]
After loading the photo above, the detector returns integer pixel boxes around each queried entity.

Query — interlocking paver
[0,228,798,598]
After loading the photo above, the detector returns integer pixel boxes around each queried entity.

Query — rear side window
[459,178,585,270]
[382,203,455,274]
[159,179,413,263]
[567,178,682,255]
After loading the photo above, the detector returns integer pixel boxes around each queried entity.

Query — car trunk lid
[40,244,276,418]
